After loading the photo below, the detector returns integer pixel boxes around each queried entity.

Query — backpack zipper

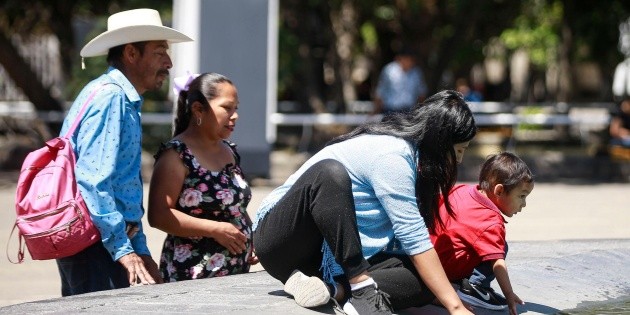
[18,201,78,222]
[23,217,80,238]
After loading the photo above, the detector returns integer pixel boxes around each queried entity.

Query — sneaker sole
[284,270,330,308]
[457,290,507,311]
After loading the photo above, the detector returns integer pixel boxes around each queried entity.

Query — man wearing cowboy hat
[56,8,193,296]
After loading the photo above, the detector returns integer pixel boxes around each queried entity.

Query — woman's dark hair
[479,152,534,193]
[328,90,477,232]
[172,73,233,137]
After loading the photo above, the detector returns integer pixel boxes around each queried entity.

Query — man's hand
[118,252,162,286]
[140,254,164,284]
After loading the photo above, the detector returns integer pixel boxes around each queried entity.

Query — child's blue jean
[469,242,509,288]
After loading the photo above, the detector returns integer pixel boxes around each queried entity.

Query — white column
[171,0,201,98]
[266,0,279,143]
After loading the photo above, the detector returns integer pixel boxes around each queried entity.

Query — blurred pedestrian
[373,46,427,115]
[609,98,630,147]
[455,78,483,102]
[611,58,630,148]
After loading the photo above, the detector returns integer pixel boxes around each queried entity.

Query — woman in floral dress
[148,73,257,282]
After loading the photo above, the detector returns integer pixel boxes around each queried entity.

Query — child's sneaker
[284,270,331,308]
[457,278,507,310]
[342,283,393,315]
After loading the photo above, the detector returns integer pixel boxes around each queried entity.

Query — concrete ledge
[2,239,629,314]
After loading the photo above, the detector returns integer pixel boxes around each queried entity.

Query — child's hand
[506,292,524,315]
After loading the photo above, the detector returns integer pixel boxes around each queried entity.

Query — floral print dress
[155,140,253,282]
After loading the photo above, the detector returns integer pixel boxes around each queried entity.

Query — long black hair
[328,90,477,232]
[172,73,233,137]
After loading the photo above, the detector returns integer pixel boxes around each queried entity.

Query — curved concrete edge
[2,239,629,315]
[504,239,630,313]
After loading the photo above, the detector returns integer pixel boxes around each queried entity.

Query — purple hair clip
[173,72,200,95]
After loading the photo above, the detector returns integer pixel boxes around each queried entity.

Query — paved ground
[1,240,628,315]
[1,151,629,314]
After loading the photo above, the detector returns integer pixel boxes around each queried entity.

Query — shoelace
[370,288,393,311]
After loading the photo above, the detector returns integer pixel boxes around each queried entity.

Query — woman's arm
[410,249,472,315]
[610,116,630,139]
[147,148,247,255]
[492,259,524,315]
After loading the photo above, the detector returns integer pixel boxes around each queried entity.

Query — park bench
[0,100,617,151]
[610,145,630,160]
[268,101,613,151]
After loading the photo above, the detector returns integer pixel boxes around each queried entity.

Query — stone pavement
[0,240,629,314]
[1,151,629,314]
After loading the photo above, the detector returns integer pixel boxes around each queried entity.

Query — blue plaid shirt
[60,67,149,261]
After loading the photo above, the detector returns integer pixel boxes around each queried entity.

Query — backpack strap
[6,223,25,264]
[63,83,115,138]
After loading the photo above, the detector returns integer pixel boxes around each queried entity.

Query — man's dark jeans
[56,241,128,296]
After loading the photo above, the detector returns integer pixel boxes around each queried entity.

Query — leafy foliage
[500,0,562,68]
[2,0,630,110]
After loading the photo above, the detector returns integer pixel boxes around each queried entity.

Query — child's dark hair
[479,152,534,193]
[172,73,233,137]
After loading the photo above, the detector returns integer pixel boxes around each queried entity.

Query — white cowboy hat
[80,8,193,57]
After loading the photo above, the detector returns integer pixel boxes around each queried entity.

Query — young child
[430,152,533,315]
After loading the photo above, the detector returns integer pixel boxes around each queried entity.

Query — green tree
[498,0,630,101]
[277,0,523,109]
[3,0,630,119]
[0,0,172,109]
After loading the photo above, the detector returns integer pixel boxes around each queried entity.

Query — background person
[430,152,533,314]
[254,90,476,315]
[455,78,483,102]
[148,73,258,282]
[373,46,427,115]
[611,58,630,148]
[55,8,192,296]
[609,98,630,147]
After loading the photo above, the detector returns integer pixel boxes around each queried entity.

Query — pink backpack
[8,87,104,263]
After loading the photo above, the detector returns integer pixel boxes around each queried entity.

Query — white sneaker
[284,269,331,308]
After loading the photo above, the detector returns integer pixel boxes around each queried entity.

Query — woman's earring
[196,117,202,126]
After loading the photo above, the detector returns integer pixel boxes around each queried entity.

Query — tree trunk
[557,0,573,102]
[290,1,330,114]
[0,31,63,112]
[428,1,483,94]
[49,1,78,84]
[330,0,358,112]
